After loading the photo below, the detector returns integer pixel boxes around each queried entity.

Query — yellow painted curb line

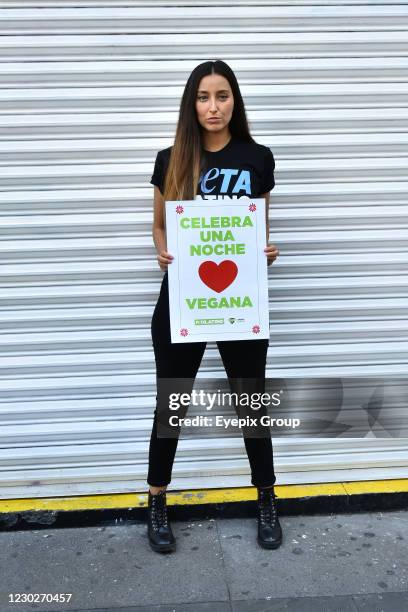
[0,480,407,514]
[343,479,408,494]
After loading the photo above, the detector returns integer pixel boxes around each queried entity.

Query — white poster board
[165,197,270,343]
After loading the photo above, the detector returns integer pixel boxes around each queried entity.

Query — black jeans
[147,271,276,488]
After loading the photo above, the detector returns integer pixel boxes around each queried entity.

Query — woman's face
[195,73,234,134]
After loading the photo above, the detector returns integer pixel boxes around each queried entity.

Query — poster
[165,197,270,343]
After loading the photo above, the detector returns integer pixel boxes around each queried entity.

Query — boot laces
[259,488,277,526]
[150,491,169,530]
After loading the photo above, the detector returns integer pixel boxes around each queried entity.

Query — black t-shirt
[150,135,275,199]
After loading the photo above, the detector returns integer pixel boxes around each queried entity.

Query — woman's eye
[197,95,229,101]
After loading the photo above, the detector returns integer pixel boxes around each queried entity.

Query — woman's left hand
[264,243,279,266]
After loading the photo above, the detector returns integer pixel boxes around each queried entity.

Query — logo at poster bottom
[195,318,224,326]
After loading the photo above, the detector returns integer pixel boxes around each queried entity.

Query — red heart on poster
[198,260,238,293]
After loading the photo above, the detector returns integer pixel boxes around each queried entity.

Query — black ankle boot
[147,490,176,553]
[256,486,283,549]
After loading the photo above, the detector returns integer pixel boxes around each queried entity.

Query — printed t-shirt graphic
[150,135,275,199]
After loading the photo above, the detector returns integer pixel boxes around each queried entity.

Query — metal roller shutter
[0,1,407,499]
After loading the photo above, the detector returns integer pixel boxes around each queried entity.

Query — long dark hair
[163,60,255,201]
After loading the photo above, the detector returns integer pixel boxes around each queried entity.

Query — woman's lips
[207,118,221,122]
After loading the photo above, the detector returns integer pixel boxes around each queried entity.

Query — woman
[147,60,281,553]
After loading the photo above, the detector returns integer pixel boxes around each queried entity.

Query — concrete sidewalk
[0,510,407,612]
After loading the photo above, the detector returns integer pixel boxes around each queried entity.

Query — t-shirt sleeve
[150,150,165,195]
[260,147,275,193]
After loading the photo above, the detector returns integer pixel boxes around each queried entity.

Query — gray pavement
[0,510,407,612]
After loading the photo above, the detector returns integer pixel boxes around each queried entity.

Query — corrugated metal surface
[1,1,408,499]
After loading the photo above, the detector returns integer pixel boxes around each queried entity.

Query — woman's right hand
[157,250,174,271]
